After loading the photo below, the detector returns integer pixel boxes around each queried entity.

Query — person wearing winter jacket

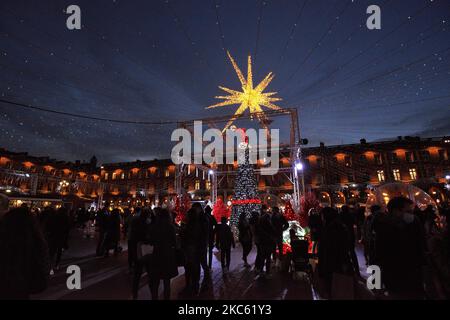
[215,216,235,272]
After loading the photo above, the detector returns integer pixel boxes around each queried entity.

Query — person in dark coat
[103,209,121,257]
[318,207,354,298]
[45,207,70,274]
[148,208,178,300]
[180,207,204,295]
[204,205,217,269]
[95,208,108,256]
[308,208,322,258]
[376,197,426,299]
[127,208,139,271]
[238,212,252,267]
[249,211,261,270]
[196,203,210,275]
[340,205,361,277]
[216,216,235,272]
[271,207,289,261]
[362,205,382,266]
[355,204,366,243]
[131,208,153,300]
[0,206,50,299]
[255,208,276,277]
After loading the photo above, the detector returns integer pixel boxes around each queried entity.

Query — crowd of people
[0,192,449,300]
[311,199,449,299]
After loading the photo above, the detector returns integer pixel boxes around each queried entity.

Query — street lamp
[208,169,214,175]
[295,161,303,171]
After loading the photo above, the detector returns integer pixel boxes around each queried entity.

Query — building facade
[1,136,449,208]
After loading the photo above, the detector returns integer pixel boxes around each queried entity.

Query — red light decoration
[231,199,262,205]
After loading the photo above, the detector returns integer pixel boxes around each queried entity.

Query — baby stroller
[289,238,312,280]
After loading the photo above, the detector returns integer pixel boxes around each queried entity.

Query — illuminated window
[409,168,417,180]
[393,169,401,181]
[121,172,125,180]
[377,170,385,182]
[165,169,170,177]
[206,180,211,190]
[104,173,109,180]
[112,172,117,180]
[195,180,200,190]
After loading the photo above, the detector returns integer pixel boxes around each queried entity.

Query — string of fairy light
[279,0,355,93]
[0,1,448,142]
[295,46,450,112]
[282,0,439,99]
[1,5,201,116]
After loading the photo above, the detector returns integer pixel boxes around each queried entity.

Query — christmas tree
[299,191,321,227]
[212,198,231,223]
[230,145,261,227]
[283,199,298,222]
[174,193,191,224]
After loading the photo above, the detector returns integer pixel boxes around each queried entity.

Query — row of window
[104,169,171,180]
[304,149,448,168]
[309,168,420,185]
[376,168,417,182]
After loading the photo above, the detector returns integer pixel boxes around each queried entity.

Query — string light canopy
[206,51,283,132]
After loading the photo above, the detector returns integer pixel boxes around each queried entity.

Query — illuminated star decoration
[206,51,282,132]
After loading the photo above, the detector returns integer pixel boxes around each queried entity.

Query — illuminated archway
[366,182,437,211]
[319,192,331,207]
[428,187,445,205]
[334,191,346,208]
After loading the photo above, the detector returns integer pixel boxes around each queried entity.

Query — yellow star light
[206,51,282,132]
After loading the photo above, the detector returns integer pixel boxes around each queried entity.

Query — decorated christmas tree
[231,145,261,227]
[174,193,191,224]
[281,198,307,255]
[212,198,231,223]
[299,191,321,227]
[283,199,298,222]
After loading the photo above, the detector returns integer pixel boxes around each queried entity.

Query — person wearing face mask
[376,197,426,299]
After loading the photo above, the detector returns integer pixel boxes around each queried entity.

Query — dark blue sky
[1,0,449,163]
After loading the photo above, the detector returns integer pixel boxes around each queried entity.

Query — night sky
[1,0,449,164]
